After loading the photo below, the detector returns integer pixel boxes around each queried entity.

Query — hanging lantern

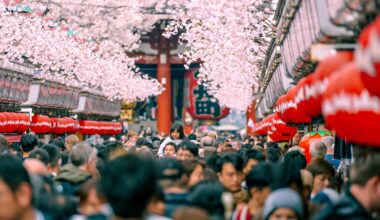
[296,51,353,118]
[280,86,311,124]
[79,120,91,135]
[3,112,18,133]
[16,113,30,133]
[30,115,51,134]
[322,62,380,147]
[0,113,6,133]
[267,113,297,142]
[299,131,332,163]
[356,15,380,97]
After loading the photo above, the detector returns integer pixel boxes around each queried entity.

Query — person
[233,162,273,220]
[182,159,205,188]
[23,158,49,176]
[41,144,61,177]
[176,140,199,161]
[163,142,177,158]
[64,135,80,152]
[204,146,217,159]
[266,142,280,164]
[310,141,327,161]
[0,134,8,154]
[242,149,266,176]
[313,146,380,220]
[321,136,340,170]
[307,158,335,199]
[29,148,50,166]
[100,154,157,220]
[55,143,98,195]
[187,181,227,220]
[20,134,38,158]
[158,123,185,157]
[156,158,188,218]
[146,186,170,220]
[263,188,304,220]
[0,154,48,220]
[78,179,105,216]
[200,136,215,148]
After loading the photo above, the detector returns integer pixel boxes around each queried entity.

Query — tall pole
[157,23,172,135]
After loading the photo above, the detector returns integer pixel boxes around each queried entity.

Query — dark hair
[0,155,31,192]
[42,144,61,167]
[271,154,304,191]
[188,181,226,219]
[10,142,21,153]
[178,140,199,157]
[187,133,197,141]
[49,139,65,151]
[284,150,307,170]
[60,151,69,166]
[267,142,279,149]
[99,154,156,218]
[0,134,8,153]
[163,142,177,152]
[20,134,38,153]
[216,153,244,173]
[95,144,109,162]
[266,146,280,163]
[241,144,252,151]
[246,162,273,190]
[170,123,185,140]
[29,148,50,165]
[243,149,265,167]
[307,158,336,177]
[135,138,154,149]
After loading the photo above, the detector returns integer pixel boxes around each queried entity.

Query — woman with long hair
[157,123,185,157]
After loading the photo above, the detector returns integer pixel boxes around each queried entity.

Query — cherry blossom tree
[164,0,275,110]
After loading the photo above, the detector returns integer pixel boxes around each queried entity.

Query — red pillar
[157,37,172,135]
[246,102,256,135]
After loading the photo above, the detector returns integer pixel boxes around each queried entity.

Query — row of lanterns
[255,16,380,147]
[0,113,122,135]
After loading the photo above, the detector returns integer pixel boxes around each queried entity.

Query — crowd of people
[0,122,379,220]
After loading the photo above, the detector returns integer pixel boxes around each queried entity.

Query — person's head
[78,179,105,216]
[349,146,380,212]
[163,142,177,158]
[147,185,165,216]
[204,147,217,159]
[70,143,98,173]
[246,162,273,207]
[49,139,65,152]
[321,136,335,153]
[177,140,198,161]
[287,146,305,155]
[20,134,38,154]
[0,134,8,154]
[0,155,34,220]
[127,130,138,143]
[156,158,186,191]
[99,154,156,219]
[216,154,244,193]
[283,150,307,171]
[307,158,335,195]
[29,148,50,166]
[172,207,210,220]
[170,123,185,140]
[187,133,197,141]
[243,149,265,175]
[187,180,226,220]
[300,169,313,200]
[42,144,61,170]
[310,141,327,159]
[266,145,280,164]
[292,133,301,146]
[182,159,205,188]
[64,135,79,152]
[263,188,303,220]
[200,136,215,148]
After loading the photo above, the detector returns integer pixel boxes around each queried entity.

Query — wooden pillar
[246,102,256,135]
[157,33,172,135]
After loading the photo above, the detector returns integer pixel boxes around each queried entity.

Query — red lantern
[299,131,332,163]
[79,120,91,135]
[30,115,51,133]
[112,122,123,135]
[322,62,380,147]
[16,113,30,133]
[3,112,18,133]
[280,86,311,124]
[356,15,380,97]
[267,113,297,142]
[0,113,6,133]
[185,69,230,121]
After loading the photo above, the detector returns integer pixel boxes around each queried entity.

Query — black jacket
[313,188,373,220]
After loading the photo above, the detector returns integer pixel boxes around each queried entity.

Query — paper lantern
[356,15,380,97]
[0,113,6,133]
[30,115,51,133]
[299,131,332,163]
[268,113,297,142]
[3,112,18,133]
[322,62,380,147]
[16,113,30,133]
[296,51,353,118]
[280,86,312,124]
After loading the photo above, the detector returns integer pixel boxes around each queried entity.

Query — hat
[263,188,303,220]
[156,158,184,180]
